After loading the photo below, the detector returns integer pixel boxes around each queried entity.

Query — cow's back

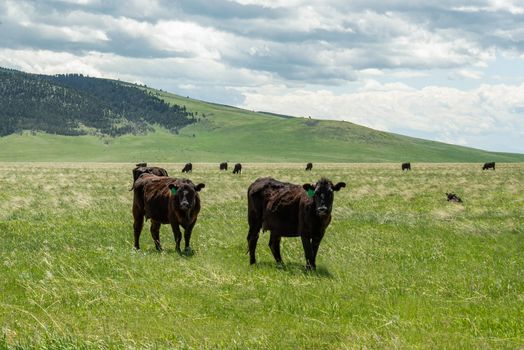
[248,177,302,236]
[134,174,177,224]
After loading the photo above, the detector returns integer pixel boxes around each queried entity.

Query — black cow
[132,173,205,253]
[482,162,495,170]
[247,177,346,269]
[402,162,411,171]
[182,163,193,173]
[135,162,147,167]
[233,163,242,174]
[446,192,463,203]
[219,162,228,171]
[305,162,313,171]
[131,165,169,190]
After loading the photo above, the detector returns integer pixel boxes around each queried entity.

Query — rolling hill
[0,67,523,162]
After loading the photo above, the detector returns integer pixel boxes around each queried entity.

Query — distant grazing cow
[135,162,147,167]
[132,173,205,253]
[446,192,462,203]
[220,162,228,171]
[482,162,495,170]
[182,162,193,173]
[305,162,313,171]
[131,165,168,190]
[247,177,346,269]
[233,163,242,174]
[402,162,411,171]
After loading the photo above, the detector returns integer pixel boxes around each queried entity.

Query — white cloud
[1,0,524,151]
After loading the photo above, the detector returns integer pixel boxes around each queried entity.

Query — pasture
[1,162,523,349]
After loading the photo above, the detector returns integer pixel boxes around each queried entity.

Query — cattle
[131,165,169,190]
[446,192,462,203]
[219,162,228,171]
[182,162,193,173]
[136,162,147,167]
[482,162,495,170]
[247,177,346,270]
[305,162,313,171]
[402,162,411,171]
[233,163,242,174]
[132,173,205,253]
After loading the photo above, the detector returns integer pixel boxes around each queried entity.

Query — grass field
[1,162,523,349]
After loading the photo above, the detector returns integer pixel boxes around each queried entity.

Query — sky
[1,0,523,153]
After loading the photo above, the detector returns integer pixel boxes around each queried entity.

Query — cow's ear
[195,183,205,192]
[168,183,178,195]
[332,182,346,191]
[303,183,315,191]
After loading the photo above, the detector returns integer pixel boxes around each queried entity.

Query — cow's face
[168,182,205,211]
[303,179,346,217]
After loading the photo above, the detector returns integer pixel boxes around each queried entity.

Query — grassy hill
[0,75,523,162]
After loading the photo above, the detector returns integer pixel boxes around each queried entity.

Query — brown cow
[247,177,345,269]
[132,173,205,253]
[446,192,463,203]
[482,162,495,170]
[131,165,169,190]
[233,163,242,174]
[182,163,193,173]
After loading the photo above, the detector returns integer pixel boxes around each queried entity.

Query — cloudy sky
[1,0,524,152]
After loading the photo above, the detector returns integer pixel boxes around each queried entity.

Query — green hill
[0,67,194,137]
[0,68,522,162]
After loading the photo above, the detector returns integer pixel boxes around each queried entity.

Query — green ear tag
[170,188,177,195]
[307,189,315,198]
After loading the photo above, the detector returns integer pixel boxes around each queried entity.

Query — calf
[247,177,346,269]
[446,192,463,203]
[305,162,313,171]
[219,162,228,171]
[182,162,193,173]
[482,162,495,170]
[131,165,168,190]
[132,173,205,253]
[233,163,242,174]
[402,162,411,171]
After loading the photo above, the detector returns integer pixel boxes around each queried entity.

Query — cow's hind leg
[132,210,144,250]
[150,220,162,251]
[268,233,283,265]
[247,227,260,265]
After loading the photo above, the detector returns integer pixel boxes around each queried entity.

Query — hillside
[0,68,194,137]
[0,67,523,162]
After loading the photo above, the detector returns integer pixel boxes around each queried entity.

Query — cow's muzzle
[316,206,329,216]
[180,201,190,210]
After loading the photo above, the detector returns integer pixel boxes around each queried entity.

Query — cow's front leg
[310,237,322,270]
[171,222,183,253]
[301,236,315,270]
[183,221,196,255]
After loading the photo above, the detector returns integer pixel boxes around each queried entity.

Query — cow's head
[303,178,346,217]
[168,182,205,211]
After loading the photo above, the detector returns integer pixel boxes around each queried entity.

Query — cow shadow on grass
[133,247,196,259]
[253,261,333,278]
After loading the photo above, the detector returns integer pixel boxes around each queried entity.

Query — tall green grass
[1,163,523,349]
